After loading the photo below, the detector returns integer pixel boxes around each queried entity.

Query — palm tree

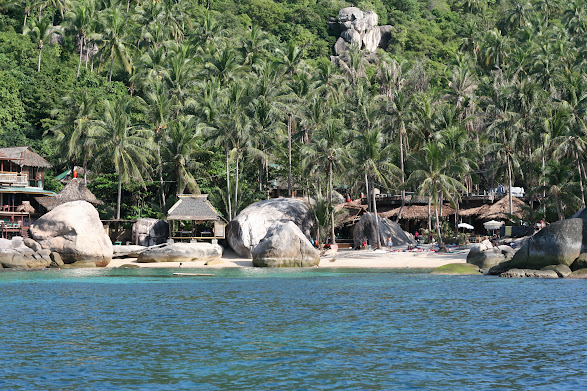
[92,96,156,220]
[161,116,207,196]
[23,17,57,71]
[540,159,581,220]
[63,0,94,78]
[98,6,132,82]
[48,91,98,184]
[302,118,349,244]
[351,126,401,248]
[407,143,467,248]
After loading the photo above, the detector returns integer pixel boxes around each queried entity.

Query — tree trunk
[109,55,114,82]
[396,131,406,221]
[37,47,42,72]
[427,197,432,235]
[329,160,335,245]
[576,151,586,208]
[364,173,371,212]
[435,197,444,247]
[23,12,28,29]
[226,149,232,220]
[372,180,381,249]
[116,174,122,220]
[507,155,513,216]
[234,155,240,219]
[77,36,84,79]
[287,113,293,197]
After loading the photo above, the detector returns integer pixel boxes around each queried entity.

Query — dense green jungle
[0,0,585,227]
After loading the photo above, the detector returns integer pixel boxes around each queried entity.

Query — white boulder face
[30,200,113,267]
[137,243,222,263]
[252,221,319,267]
[335,7,392,54]
[227,198,316,258]
[131,218,169,246]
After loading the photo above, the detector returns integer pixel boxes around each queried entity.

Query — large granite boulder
[137,243,222,263]
[489,218,585,274]
[568,268,587,279]
[227,198,315,258]
[500,269,560,278]
[467,241,514,269]
[252,221,319,267]
[352,213,415,248]
[131,218,168,246]
[30,200,113,267]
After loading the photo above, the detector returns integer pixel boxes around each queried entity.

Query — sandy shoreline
[106,246,470,269]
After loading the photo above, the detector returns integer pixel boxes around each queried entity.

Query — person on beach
[387,236,393,251]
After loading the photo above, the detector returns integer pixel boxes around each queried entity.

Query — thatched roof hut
[36,178,103,211]
[379,205,456,220]
[0,146,52,168]
[335,198,367,227]
[459,196,526,220]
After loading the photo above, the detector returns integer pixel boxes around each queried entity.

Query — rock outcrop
[137,242,222,263]
[467,240,514,269]
[252,221,319,267]
[0,236,52,268]
[488,217,585,274]
[112,245,147,258]
[334,7,392,54]
[30,200,113,267]
[352,213,415,249]
[227,198,315,258]
[131,218,168,246]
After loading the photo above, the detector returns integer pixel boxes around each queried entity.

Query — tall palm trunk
[427,197,432,235]
[372,181,381,249]
[77,36,85,79]
[234,155,240,219]
[434,196,443,247]
[329,160,335,245]
[226,148,232,220]
[109,56,114,82]
[287,113,293,197]
[507,155,513,215]
[116,174,122,220]
[576,151,586,207]
[37,46,42,72]
[364,173,371,212]
[396,130,406,221]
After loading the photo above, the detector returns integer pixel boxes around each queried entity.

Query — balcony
[0,172,28,186]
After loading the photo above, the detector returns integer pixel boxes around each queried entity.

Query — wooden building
[0,146,54,238]
[167,194,227,242]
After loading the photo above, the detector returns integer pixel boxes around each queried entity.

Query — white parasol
[483,220,504,230]
[458,223,474,230]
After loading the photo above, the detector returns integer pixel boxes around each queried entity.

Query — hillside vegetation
[0,0,584,228]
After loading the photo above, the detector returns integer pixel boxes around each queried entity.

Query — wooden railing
[0,172,28,186]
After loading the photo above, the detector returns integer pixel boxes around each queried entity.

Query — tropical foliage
[0,0,584,227]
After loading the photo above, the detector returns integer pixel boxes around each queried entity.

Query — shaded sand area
[106,245,469,269]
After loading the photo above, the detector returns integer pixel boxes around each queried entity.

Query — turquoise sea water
[0,267,585,390]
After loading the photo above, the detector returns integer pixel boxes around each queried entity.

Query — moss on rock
[431,263,481,275]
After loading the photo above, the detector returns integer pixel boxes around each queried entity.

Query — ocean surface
[0,267,585,390]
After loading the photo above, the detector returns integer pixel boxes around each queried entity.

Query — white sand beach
[106,245,469,269]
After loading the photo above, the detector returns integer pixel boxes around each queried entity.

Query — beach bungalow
[0,146,54,238]
[167,194,227,242]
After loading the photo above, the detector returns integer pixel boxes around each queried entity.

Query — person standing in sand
[387,236,393,251]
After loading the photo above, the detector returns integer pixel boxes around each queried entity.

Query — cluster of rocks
[466,210,587,278]
[333,7,392,54]
[0,201,112,269]
[227,198,318,267]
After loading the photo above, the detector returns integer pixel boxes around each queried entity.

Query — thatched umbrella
[16,201,35,213]
[36,178,103,211]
